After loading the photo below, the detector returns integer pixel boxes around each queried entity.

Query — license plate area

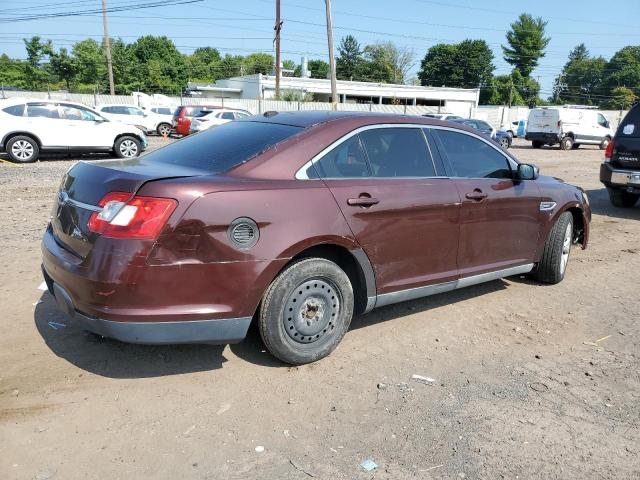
[611,171,640,185]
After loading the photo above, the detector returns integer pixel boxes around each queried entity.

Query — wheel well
[564,132,575,139]
[2,132,42,149]
[114,132,144,147]
[290,244,370,315]
[567,207,585,245]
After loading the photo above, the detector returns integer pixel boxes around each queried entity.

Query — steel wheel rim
[11,140,34,160]
[283,278,340,344]
[119,139,138,157]
[560,222,572,274]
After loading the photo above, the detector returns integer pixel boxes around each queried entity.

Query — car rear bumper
[600,162,640,192]
[525,132,560,143]
[42,265,252,345]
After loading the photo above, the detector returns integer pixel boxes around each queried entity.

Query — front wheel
[6,135,39,163]
[532,212,573,284]
[560,136,574,150]
[608,187,639,208]
[114,136,141,158]
[499,137,510,149]
[259,258,354,365]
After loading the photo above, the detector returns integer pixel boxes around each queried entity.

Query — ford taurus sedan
[42,111,591,365]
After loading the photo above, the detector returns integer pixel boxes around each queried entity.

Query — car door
[59,104,112,148]
[24,102,64,148]
[431,128,541,278]
[306,125,461,295]
[596,113,611,142]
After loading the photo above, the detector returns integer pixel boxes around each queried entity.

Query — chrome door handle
[465,190,488,201]
[347,197,379,207]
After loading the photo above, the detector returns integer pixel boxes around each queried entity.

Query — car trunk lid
[51,159,205,258]
[611,105,640,170]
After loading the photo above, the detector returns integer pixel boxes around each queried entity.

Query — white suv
[0,99,147,163]
[96,104,170,136]
[189,108,252,133]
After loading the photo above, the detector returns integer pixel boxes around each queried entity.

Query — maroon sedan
[42,112,591,364]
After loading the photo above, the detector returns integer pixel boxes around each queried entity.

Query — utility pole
[274,0,282,99]
[101,0,115,95]
[325,0,338,110]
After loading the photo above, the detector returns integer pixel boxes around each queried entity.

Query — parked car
[189,108,252,133]
[0,99,147,163]
[450,118,496,139]
[423,113,463,121]
[95,104,170,136]
[172,105,224,136]
[145,106,175,136]
[526,107,613,150]
[600,102,640,208]
[42,111,590,365]
[501,119,526,138]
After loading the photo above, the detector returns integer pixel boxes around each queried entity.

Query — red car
[42,112,591,364]
[172,105,245,136]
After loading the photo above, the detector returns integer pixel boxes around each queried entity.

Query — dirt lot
[1,137,638,479]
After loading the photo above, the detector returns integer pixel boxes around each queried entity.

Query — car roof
[96,104,140,108]
[0,97,92,109]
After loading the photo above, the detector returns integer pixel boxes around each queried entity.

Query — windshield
[144,121,303,172]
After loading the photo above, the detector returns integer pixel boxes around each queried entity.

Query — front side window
[597,113,608,128]
[127,107,144,116]
[220,112,235,120]
[3,104,25,116]
[101,106,115,114]
[26,103,60,119]
[311,135,370,179]
[359,127,436,177]
[477,120,492,131]
[435,129,511,179]
[61,105,101,121]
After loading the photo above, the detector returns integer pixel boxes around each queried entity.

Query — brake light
[557,120,562,128]
[604,139,614,162]
[88,192,177,239]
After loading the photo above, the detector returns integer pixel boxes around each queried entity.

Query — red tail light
[88,192,177,239]
[605,139,614,161]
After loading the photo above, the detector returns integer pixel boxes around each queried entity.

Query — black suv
[600,103,640,207]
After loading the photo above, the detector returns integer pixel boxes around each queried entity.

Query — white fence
[1,90,629,131]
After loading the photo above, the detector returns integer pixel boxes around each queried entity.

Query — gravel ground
[0,137,638,479]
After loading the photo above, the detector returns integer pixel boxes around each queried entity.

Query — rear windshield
[144,121,303,172]
[617,104,640,137]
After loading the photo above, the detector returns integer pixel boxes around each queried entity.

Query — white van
[525,107,613,150]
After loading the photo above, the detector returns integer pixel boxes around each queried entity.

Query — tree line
[1,12,638,108]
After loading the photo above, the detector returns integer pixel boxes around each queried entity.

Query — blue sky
[1,0,639,97]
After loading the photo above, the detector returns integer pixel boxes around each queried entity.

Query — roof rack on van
[562,105,599,110]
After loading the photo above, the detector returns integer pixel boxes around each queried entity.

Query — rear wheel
[600,137,611,150]
[499,137,510,149]
[114,136,141,158]
[157,123,171,137]
[532,140,543,149]
[560,136,574,150]
[259,258,354,365]
[607,187,639,208]
[532,212,573,284]
[6,135,39,163]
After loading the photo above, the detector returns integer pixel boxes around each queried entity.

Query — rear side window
[26,104,60,119]
[618,105,640,137]
[359,127,436,177]
[3,104,25,116]
[434,130,511,179]
[311,135,370,179]
[145,121,302,172]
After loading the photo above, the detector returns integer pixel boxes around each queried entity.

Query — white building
[187,74,480,118]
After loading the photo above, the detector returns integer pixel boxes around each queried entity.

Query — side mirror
[517,163,539,180]
[605,121,610,129]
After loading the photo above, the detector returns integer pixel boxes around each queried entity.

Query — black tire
[560,136,574,150]
[6,135,39,163]
[600,137,611,150]
[532,140,543,149]
[532,212,573,284]
[499,137,510,149]
[259,258,354,365]
[571,143,580,149]
[507,130,514,139]
[114,136,141,159]
[607,187,639,208]
[157,123,171,137]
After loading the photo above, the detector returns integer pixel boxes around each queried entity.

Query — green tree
[188,47,221,81]
[293,59,329,78]
[110,38,138,94]
[603,86,637,109]
[72,39,105,86]
[242,53,274,75]
[23,36,52,90]
[336,35,363,80]
[553,44,606,105]
[602,46,640,98]
[130,36,188,92]
[359,42,414,83]
[0,54,26,89]
[49,47,77,90]
[418,39,494,96]
[282,59,296,72]
[502,13,550,77]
